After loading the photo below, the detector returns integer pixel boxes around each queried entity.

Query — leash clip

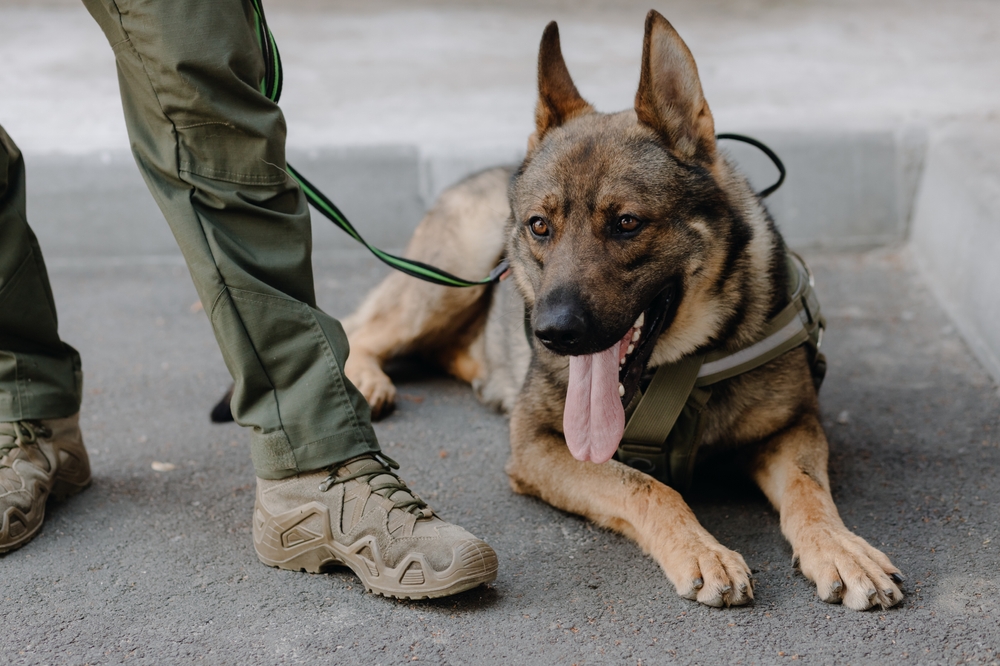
[488,259,511,283]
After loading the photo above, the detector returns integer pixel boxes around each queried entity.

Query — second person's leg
[0,126,91,554]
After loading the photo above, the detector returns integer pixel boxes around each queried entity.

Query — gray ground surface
[2,247,998,665]
[2,2,999,662]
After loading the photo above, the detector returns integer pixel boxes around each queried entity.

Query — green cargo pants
[0,0,380,479]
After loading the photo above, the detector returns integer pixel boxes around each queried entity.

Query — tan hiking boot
[0,413,91,553]
[254,453,498,599]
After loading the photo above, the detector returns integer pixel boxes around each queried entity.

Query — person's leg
[81,0,496,595]
[0,126,91,553]
[82,0,378,479]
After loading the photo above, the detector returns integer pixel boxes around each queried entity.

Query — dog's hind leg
[342,167,513,418]
[506,385,754,608]
[751,412,904,610]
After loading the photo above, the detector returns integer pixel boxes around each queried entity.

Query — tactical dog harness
[614,250,826,490]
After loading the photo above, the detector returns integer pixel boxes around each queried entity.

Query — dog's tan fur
[341,11,903,610]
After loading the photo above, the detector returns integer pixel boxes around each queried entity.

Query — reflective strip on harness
[699,316,805,383]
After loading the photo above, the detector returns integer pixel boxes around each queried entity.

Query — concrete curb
[911,121,1000,386]
[26,128,923,260]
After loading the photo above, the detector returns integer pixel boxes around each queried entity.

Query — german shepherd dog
[321,11,903,609]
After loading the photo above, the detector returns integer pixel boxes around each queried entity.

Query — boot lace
[318,453,429,516]
[0,421,51,469]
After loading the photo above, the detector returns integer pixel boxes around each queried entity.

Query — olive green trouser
[0,0,380,479]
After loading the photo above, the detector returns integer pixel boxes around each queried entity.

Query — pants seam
[307,308,369,444]
[0,245,34,307]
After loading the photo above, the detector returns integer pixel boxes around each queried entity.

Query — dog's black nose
[534,290,589,354]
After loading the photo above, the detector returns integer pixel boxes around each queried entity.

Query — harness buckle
[616,442,671,482]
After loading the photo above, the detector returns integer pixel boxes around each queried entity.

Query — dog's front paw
[345,355,396,420]
[796,527,904,610]
[665,540,753,607]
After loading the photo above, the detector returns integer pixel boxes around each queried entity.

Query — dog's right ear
[530,21,594,152]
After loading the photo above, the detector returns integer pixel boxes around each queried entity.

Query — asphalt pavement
[2,1,999,664]
[1,246,998,665]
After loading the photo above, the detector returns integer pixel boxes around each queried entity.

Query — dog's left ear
[529,21,594,152]
[634,11,716,164]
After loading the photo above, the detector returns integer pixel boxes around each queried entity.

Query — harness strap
[617,356,704,481]
[621,356,703,446]
[615,251,826,490]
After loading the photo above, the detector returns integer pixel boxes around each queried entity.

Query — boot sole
[0,505,45,554]
[253,499,498,600]
[0,475,91,554]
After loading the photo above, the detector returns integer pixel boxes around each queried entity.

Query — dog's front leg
[751,411,904,610]
[507,400,752,607]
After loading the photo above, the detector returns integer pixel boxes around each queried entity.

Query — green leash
[287,164,508,286]
[249,0,501,288]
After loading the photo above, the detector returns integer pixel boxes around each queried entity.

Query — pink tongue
[563,336,627,464]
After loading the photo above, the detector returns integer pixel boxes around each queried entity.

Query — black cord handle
[716,133,786,198]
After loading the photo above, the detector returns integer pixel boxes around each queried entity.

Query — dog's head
[508,11,770,463]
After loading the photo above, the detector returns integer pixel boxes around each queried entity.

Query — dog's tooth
[620,356,626,366]
[635,312,645,328]
[631,329,640,342]
[618,383,625,397]
[627,344,634,355]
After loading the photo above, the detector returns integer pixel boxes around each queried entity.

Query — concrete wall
[911,122,1000,385]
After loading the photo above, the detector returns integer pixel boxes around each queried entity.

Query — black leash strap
[249,2,785,288]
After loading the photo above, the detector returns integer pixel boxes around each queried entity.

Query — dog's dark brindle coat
[341,11,903,609]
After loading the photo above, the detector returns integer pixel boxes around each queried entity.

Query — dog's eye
[528,216,550,237]
[615,215,642,235]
